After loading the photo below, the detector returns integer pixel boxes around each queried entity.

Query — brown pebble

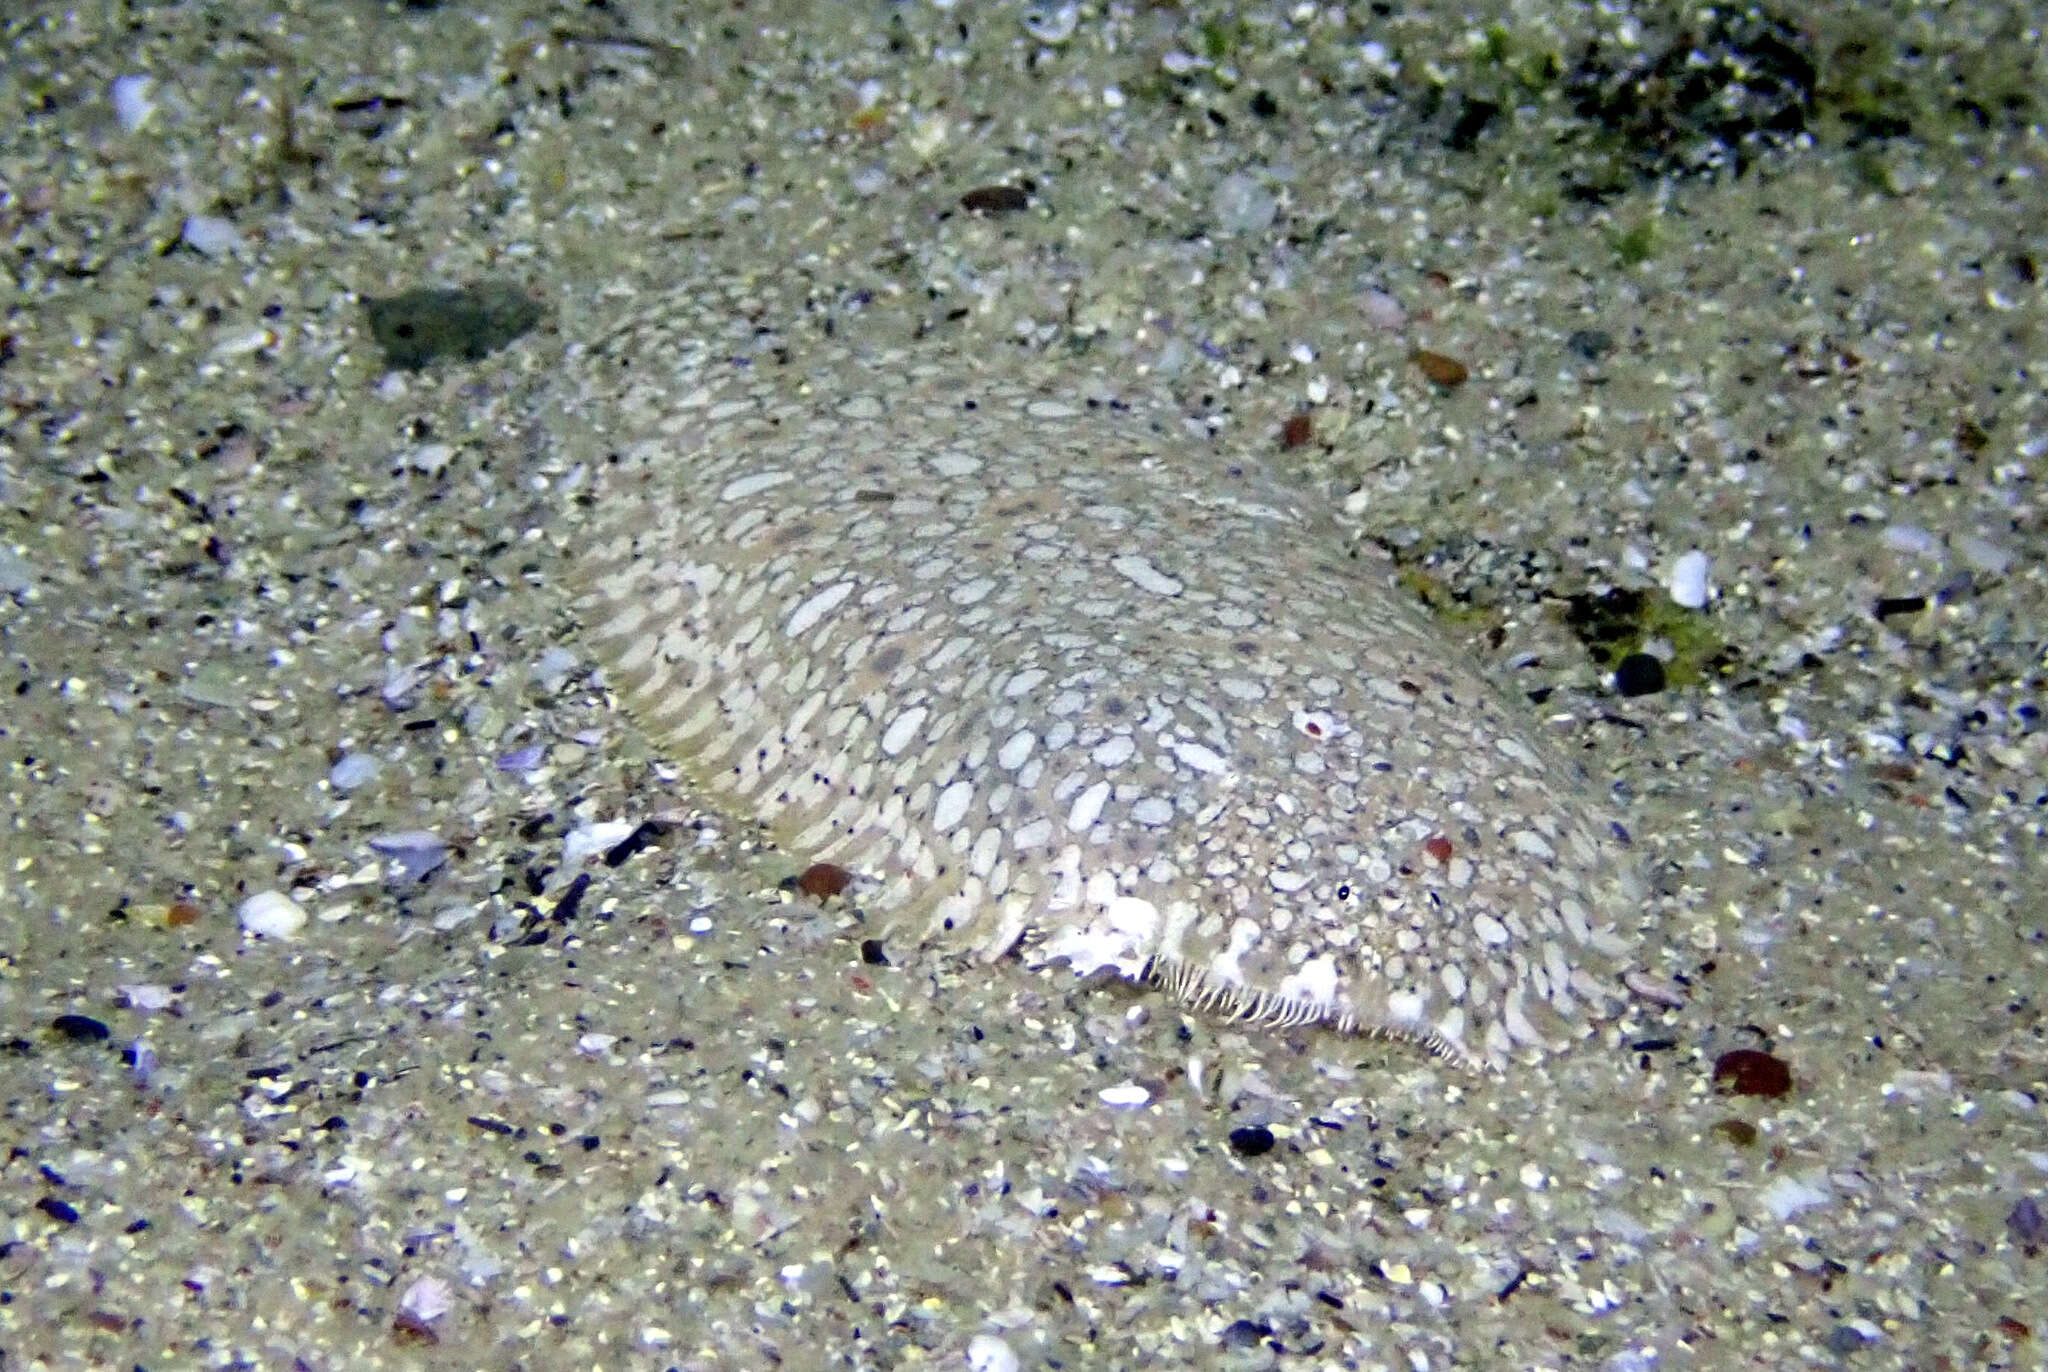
[1712,1048,1793,1098]
[1278,413,1313,449]
[166,899,201,927]
[391,1311,439,1344]
[1411,349,1469,387]
[959,184,1030,215]
[1710,1118,1759,1146]
[1422,835,1454,864]
[788,861,854,901]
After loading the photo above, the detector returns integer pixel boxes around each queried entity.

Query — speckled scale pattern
[565,286,1642,1071]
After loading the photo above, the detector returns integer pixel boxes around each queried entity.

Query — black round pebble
[1227,1124,1276,1157]
[51,1014,111,1043]
[1613,651,1667,697]
[859,938,889,966]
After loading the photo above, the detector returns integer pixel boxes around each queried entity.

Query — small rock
[329,752,380,791]
[564,820,636,867]
[238,890,307,939]
[1360,288,1407,331]
[110,75,155,132]
[51,1013,112,1043]
[1411,348,1469,387]
[181,215,244,258]
[1228,1124,1277,1157]
[1612,652,1666,697]
[1668,549,1712,608]
[966,1333,1020,1372]
[1212,171,1277,234]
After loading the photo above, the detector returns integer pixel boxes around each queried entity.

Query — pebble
[180,215,244,258]
[564,820,637,867]
[1212,171,1278,233]
[328,752,380,791]
[237,889,307,939]
[109,74,155,132]
[1228,1124,1277,1157]
[1359,287,1408,331]
[367,830,450,883]
[1668,549,1712,608]
[966,1334,1020,1372]
[1612,652,1667,698]
[51,1013,112,1043]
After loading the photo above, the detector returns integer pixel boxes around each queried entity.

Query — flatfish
[562,281,1645,1070]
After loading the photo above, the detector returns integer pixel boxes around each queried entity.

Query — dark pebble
[959,184,1030,215]
[1711,1118,1759,1147]
[51,1014,111,1043]
[1613,652,1667,697]
[1712,1047,1793,1098]
[859,938,889,966]
[2008,1194,2044,1250]
[1227,1124,1276,1157]
[1827,1325,1873,1354]
[1566,328,1615,360]
[550,872,591,923]
[1874,594,1926,620]
[1218,1318,1271,1350]
[37,1197,80,1224]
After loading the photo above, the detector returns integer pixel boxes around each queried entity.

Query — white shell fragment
[564,278,1647,1071]
[238,889,307,940]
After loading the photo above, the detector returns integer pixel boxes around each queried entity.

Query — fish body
[567,287,1641,1071]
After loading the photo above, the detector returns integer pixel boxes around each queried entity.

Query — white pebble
[1881,523,1941,558]
[118,983,174,1012]
[431,904,479,931]
[328,752,380,791]
[1759,1172,1831,1222]
[397,1275,452,1323]
[238,890,307,940]
[110,75,155,132]
[368,829,445,854]
[1667,549,1712,608]
[0,544,32,596]
[408,442,454,476]
[532,646,578,691]
[1954,533,2012,575]
[180,215,245,258]
[1098,1081,1151,1108]
[1212,171,1277,234]
[1360,287,1407,331]
[967,1334,1020,1372]
[564,819,637,866]
[1020,3,1078,44]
